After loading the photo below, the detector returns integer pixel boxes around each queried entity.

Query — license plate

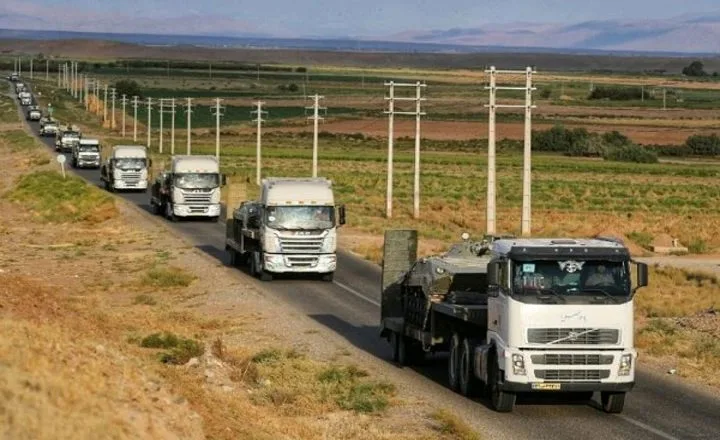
[532,382,561,390]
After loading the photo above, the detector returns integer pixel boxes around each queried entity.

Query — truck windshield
[173,173,219,189]
[114,158,146,169]
[78,145,99,152]
[510,259,631,304]
[265,206,335,230]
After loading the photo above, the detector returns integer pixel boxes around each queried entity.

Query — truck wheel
[390,332,401,362]
[259,269,273,281]
[601,392,626,414]
[321,272,334,282]
[165,203,176,222]
[488,351,516,412]
[459,338,482,397]
[448,333,461,391]
[150,201,160,215]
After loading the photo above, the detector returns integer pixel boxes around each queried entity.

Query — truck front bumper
[501,381,634,393]
[262,253,336,274]
[172,203,221,217]
[114,180,148,190]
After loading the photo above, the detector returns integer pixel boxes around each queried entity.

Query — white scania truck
[150,155,225,221]
[100,145,150,192]
[381,231,649,414]
[226,177,346,281]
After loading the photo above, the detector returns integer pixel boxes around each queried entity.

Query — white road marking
[618,415,680,440]
[333,280,381,307]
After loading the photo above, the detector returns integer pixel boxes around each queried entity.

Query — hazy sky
[10,0,720,35]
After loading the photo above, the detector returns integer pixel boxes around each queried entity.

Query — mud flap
[380,230,418,338]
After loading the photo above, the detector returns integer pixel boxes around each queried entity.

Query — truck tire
[321,272,334,282]
[397,335,424,366]
[601,392,626,413]
[150,201,161,215]
[448,333,461,391]
[459,338,482,397]
[165,203,176,222]
[488,351,516,412]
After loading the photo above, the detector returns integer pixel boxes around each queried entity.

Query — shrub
[588,86,644,100]
[685,134,720,156]
[602,144,658,163]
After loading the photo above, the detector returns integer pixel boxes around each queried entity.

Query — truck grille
[285,255,319,267]
[531,354,614,365]
[121,172,141,185]
[528,328,619,345]
[181,190,212,204]
[279,236,324,253]
[535,369,611,381]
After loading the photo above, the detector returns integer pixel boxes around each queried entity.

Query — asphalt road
[10,80,720,440]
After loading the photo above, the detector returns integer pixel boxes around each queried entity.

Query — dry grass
[431,409,484,440]
[141,265,197,288]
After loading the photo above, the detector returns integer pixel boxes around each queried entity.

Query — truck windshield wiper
[535,288,566,303]
[581,288,619,303]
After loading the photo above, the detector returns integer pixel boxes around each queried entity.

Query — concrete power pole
[251,101,268,186]
[57,65,61,87]
[412,81,426,220]
[210,98,225,161]
[84,76,90,110]
[30,57,33,80]
[184,98,193,154]
[78,74,84,103]
[132,96,139,141]
[158,99,165,154]
[384,81,395,219]
[484,66,536,236]
[146,98,153,149]
[103,84,108,123]
[110,87,117,129]
[120,94,128,137]
[46,59,49,81]
[170,98,176,154]
[305,94,326,178]
[94,81,100,114]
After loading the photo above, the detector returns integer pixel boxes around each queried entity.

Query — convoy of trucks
[72,138,101,169]
[26,105,42,121]
[379,230,648,413]
[6,74,666,417]
[150,155,225,221]
[100,145,150,192]
[225,177,345,281]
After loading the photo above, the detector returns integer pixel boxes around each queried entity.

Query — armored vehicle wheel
[601,392,625,414]
[459,338,482,397]
[448,333,461,391]
[489,351,516,412]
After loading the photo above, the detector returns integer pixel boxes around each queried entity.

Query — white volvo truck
[100,145,150,192]
[380,231,648,414]
[226,177,346,281]
[149,155,225,221]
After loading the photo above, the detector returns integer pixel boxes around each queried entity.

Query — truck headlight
[512,354,526,376]
[618,354,632,376]
[263,233,282,253]
[321,234,336,253]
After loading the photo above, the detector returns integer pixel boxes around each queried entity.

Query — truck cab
[226,177,346,281]
[39,119,59,137]
[100,145,150,192]
[26,105,42,121]
[55,126,81,152]
[15,83,25,94]
[150,155,225,221]
[19,91,32,106]
[9,73,18,82]
[380,232,648,414]
[72,139,101,169]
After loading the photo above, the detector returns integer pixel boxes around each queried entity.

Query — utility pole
[120,94,128,137]
[84,76,90,110]
[46,58,49,81]
[110,87,117,129]
[18,57,21,76]
[383,81,426,219]
[305,94,326,178]
[72,61,76,98]
[94,81,100,114]
[184,98,193,154]
[484,66,537,236]
[210,98,225,161]
[57,65,61,87]
[103,84,108,123]
[159,98,165,154]
[251,101,267,185]
[384,81,395,218]
[170,98,176,154]
[663,88,667,111]
[146,98,153,149]
[30,57,33,80]
[132,96,139,141]
[78,74,84,103]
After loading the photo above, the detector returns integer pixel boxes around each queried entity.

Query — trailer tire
[488,351,516,412]
[459,338,482,397]
[448,333,461,391]
[601,392,625,414]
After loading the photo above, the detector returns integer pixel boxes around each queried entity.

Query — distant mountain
[382,14,720,53]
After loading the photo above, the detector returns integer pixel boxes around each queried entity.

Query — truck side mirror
[487,262,499,286]
[635,262,649,290]
[338,205,346,226]
[221,174,227,186]
[148,158,153,167]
